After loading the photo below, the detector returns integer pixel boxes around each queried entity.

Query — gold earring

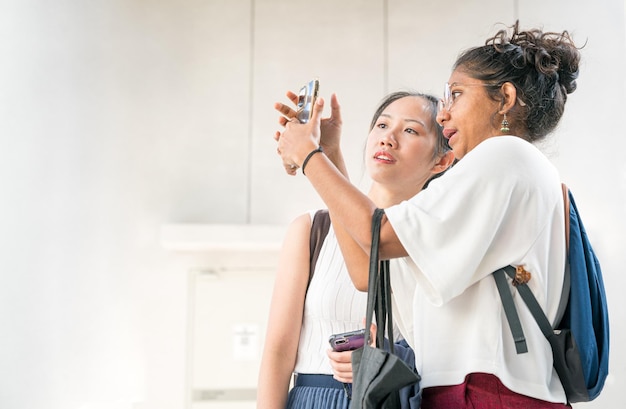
[500,113,510,133]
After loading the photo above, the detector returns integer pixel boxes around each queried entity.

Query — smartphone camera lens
[297,86,306,108]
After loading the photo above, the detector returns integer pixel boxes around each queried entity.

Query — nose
[379,129,397,147]
[436,107,449,126]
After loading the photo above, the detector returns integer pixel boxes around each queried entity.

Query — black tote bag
[351,208,420,409]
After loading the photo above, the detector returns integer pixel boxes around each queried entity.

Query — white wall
[0,0,623,408]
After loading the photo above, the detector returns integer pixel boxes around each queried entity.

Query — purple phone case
[329,329,366,352]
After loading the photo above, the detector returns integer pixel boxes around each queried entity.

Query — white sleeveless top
[293,211,369,374]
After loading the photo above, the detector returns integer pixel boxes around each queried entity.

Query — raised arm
[275,92,348,178]
[276,97,407,290]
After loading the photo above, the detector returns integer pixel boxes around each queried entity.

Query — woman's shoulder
[283,209,332,246]
[466,136,550,172]
[475,135,539,156]
[305,208,328,222]
[289,209,326,225]
[440,136,556,202]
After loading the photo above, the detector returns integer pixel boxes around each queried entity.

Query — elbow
[344,254,370,291]
[351,264,370,291]
[345,261,369,291]
[353,276,368,292]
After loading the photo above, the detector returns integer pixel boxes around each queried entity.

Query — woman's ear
[432,150,455,174]
[499,82,518,114]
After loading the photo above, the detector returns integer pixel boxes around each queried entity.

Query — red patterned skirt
[422,372,571,409]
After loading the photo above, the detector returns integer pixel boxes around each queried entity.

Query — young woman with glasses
[274,21,581,408]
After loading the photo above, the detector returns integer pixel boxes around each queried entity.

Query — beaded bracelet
[301,146,324,176]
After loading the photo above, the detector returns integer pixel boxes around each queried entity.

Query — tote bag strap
[364,209,383,346]
[364,208,395,353]
[380,258,394,353]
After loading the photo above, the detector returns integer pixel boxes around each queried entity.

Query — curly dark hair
[453,21,581,142]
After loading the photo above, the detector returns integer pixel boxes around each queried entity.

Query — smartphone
[295,78,319,124]
[329,329,366,352]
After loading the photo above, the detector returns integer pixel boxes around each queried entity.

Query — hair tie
[302,146,324,176]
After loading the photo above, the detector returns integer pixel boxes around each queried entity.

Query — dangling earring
[500,113,510,133]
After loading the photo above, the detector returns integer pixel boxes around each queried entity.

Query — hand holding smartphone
[328,329,366,352]
[295,78,319,124]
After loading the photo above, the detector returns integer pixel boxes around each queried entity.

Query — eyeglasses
[438,82,495,112]
[438,82,527,112]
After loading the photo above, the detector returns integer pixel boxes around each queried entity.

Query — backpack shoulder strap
[555,183,572,326]
[308,209,331,289]
[493,267,529,354]
[562,183,570,252]
[494,183,572,353]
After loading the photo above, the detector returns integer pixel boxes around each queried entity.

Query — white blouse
[386,136,567,403]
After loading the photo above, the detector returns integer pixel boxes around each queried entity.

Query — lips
[374,150,396,163]
[442,128,456,140]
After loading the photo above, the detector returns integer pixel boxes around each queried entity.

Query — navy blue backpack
[494,185,610,403]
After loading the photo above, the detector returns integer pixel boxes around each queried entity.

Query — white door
[187,266,275,409]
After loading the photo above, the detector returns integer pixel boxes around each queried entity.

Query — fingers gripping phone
[295,78,319,124]
[329,329,366,352]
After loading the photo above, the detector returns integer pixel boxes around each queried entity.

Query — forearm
[277,98,405,282]
[301,150,407,262]
[323,145,349,180]
[257,350,294,409]
[306,149,376,258]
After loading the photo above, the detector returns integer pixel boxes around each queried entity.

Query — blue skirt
[286,374,350,409]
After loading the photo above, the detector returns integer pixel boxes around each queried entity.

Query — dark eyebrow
[379,113,427,129]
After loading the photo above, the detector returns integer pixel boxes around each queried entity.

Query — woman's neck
[367,181,425,208]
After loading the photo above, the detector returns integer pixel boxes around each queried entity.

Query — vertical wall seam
[383,0,389,95]
[246,0,256,224]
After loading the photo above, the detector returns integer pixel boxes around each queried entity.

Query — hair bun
[456,21,582,141]
[554,47,580,94]
[509,24,581,95]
